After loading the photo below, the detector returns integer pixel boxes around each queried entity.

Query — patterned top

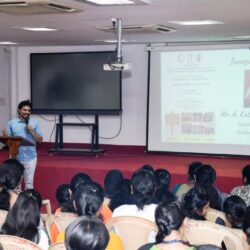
[231,185,250,206]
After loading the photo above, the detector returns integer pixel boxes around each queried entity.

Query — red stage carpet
[1,143,250,211]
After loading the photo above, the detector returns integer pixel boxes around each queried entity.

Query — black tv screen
[30,51,122,115]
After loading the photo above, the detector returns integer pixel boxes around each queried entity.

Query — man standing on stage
[3,100,43,189]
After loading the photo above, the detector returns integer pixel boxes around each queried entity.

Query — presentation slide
[147,46,250,155]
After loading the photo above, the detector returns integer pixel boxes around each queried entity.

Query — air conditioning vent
[0,1,27,6]
[0,0,81,14]
[47,3,75,12]
[97,24,177,33]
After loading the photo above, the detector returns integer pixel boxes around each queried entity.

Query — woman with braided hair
[139,201,195,250]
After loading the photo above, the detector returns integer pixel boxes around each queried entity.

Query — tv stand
[48,115,105,157]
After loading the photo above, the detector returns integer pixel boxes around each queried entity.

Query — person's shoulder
[112,204,136,216]
[230,185,243,195]
[8,118,19,124]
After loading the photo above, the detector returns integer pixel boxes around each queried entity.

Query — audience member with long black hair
[0,189,49,249]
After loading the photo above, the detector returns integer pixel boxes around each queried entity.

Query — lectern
[0,136,34,159]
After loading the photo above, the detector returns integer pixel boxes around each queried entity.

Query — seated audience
[55,183,71,208]
[231,164,250,206]
[183,186,210,221]
[109,178,133,211]
[155,169,176,204]
[112,169,157,222]
[59,172,93,213]
[197,183,221,211]
[104,169,124,205]
[65,216,110,250]
[0,159,24,208]
[0,189,49,250]
[194,164,227,210]
[139,201,195,250]
[173,161,202,197]
[56,182,123,250]
[140,164,155,173]
[223,195,246,229]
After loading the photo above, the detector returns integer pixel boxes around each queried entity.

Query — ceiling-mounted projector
[103,62,132,71]
[103,18,132,71]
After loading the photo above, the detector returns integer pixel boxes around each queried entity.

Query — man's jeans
[21,157,37,189]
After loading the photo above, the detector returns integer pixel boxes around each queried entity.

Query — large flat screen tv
[30,51,122,115]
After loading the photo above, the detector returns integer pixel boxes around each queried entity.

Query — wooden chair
[0,235,43,250]
[205,208,231,227]
[49,242,66,250]
[106,216,158,250]
[182,219,247,250]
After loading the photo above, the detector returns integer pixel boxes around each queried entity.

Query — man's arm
[27,124,43,143]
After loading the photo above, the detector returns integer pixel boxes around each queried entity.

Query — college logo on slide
[177,52,202,65]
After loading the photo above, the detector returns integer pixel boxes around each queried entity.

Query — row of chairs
[0,202,248,250]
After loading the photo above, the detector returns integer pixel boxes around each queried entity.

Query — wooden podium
[0,136,34,159]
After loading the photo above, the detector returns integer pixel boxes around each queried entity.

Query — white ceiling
[1,0,250,46]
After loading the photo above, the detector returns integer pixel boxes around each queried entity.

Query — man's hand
[27,125,43,143]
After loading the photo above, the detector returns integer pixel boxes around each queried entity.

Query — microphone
[25,117,29,130]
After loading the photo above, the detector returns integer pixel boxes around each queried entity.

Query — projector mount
[103,18,132,71]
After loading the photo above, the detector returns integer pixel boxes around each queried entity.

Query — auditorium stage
[1,143,250,211]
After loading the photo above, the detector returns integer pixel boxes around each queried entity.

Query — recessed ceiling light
[0,41,17,45]
[168,20,223,26]
[77,0,150,5]
[18,27,58,31]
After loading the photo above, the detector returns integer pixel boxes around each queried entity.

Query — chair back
[0,235,43,250]
[53,212,78,232]
[49,242,66,250]
[106,216,158,250]
[205,208,231,227]
[41,199,52,221]
[183,219,247,250]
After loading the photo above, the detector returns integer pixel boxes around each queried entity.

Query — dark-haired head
[188,161,203,182]
[73,182,104,216]
[140,164,154,173]
[131,170,156,209]
[104,169,123,198]
[0,159,24,190]
[1,189,41,243]
[183,186,210,220]
[65,216,109,250]
[223,195,246,229]
[155,169,171,190]
[0,186,10,211]
[56,184,71,207]
[155,201,185,244]
[24,189,42,209]
[18,100,32,110]
[198,183,221,210]
[194,164,216,185]
[243,206,250,244]
[108,178,133,211]
[70,173,92,194]
[242,165,250,185]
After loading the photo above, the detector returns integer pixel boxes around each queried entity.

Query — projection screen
[147,44,250,156]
